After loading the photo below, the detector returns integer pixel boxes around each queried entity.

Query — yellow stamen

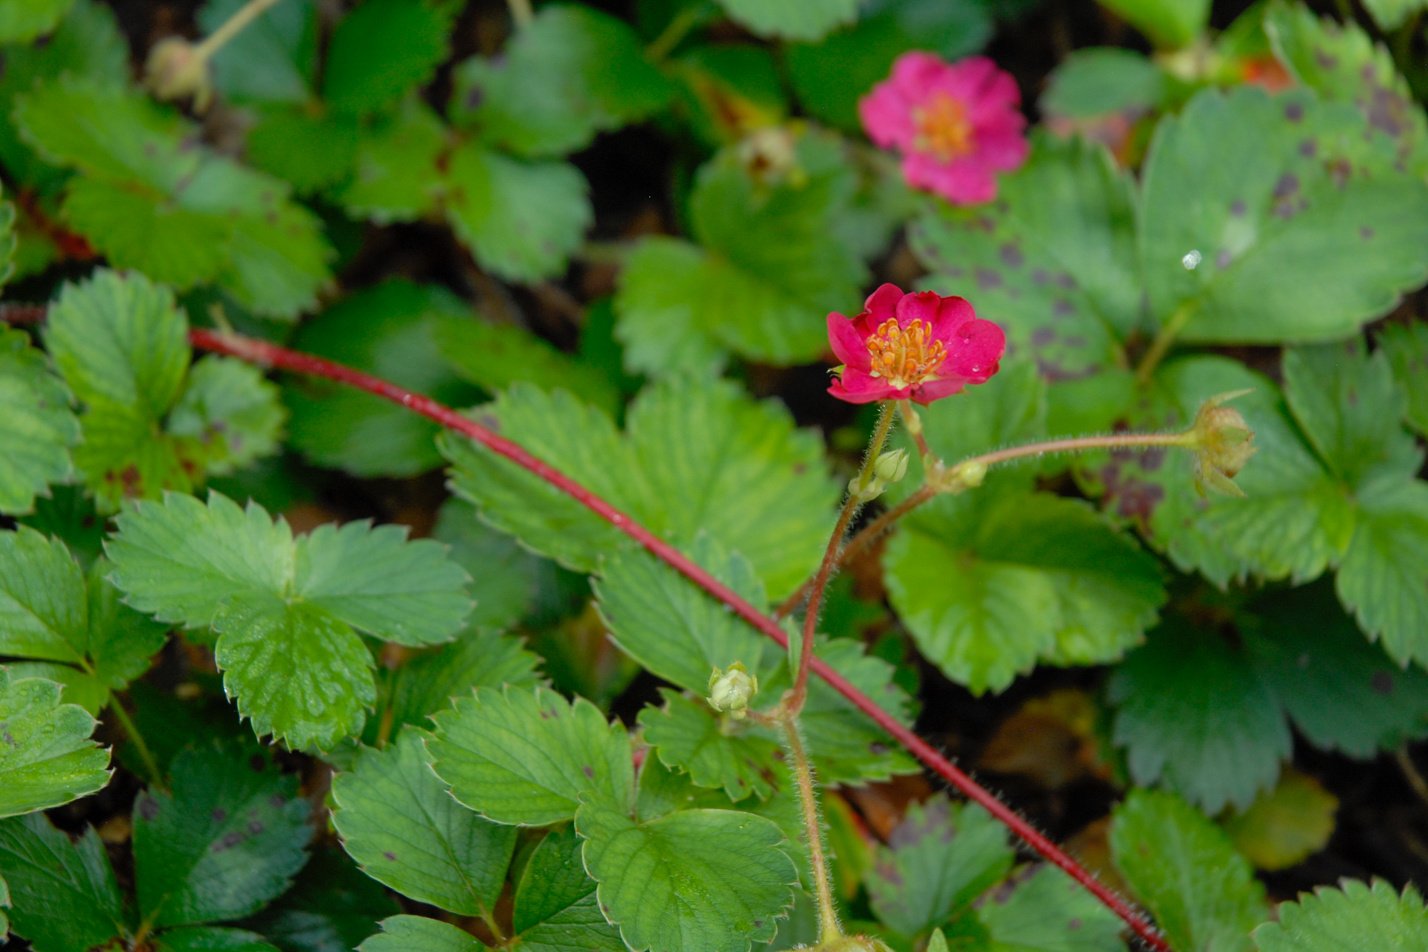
[913,93,974,160]
[867,318,945,389]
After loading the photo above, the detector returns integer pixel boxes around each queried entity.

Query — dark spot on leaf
[582,765,594,779]
[212,808,228,823]
[1138,448,1166,472]
[465,86,484,111]
[215,831,244,852]
[1054,272,1075,290]
[1052,299,1074,318]
[942,266,965,279]
[269,794,285,808]
[1366,86,1409,137]
[1030,268,1050,286]
[1371,671,1394,696]
[1360,226,1375,240]
[869,741,887,755]
[1299,138,1318,158]
[1313,49,1338,70]
[974,268,1002,290]
[1346,386,1359,407]
[1032,327,1056,348]
[384,850,398,861]
[1272,173,1299,199]
[139,796,160,821]
[249,820,264,834]
[753,919,764,929]
[1284,101,1304,122]
[1068,917,1083,931]
[1229,199,1246,217]
[1328,158,1352,188]
[998,243,1024,268]
[120,465,142,495]
[971,215,995,233]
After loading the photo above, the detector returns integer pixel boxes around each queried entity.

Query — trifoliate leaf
[245,848,400,952]
[0,530,166,713]
[322,0,449,116]
[444,142,591,283]
[284,281,480,477]
[886,485,1165,694]
[1110,789,1266,952]
[15,80,331,318]
[0,327,77,515]
[512,824,626,952]
[1336,478,1428,667]
[1244,583,1428,756]
[617,137,868,373]
[639,689,783,802]
[155,926,280,952]
[431,311,621,415]
[245,107,358,193]
[866,795,1013,937]
[1221,768,1337,872]
[577,802,797,952]
[333,729,515,915]
[1140,87,1428,343]
[378,627,543,744]
[0,813,125,952]
[133,743,310,928]
[911,135,1139,381]
[716,0,859,41]
[1266,4,1428,176]
[451,5,674,158]
[340,98,446,223]
[1109,619,1292,813]
[107,492,471,748]
[975,863,1125,951]
[0,668,110,817]
[0,0,75,42]
[360,916,487,952]
[441,378,837,598]
[427,686,634,826]
[199,0,317,105]
[1379,322,1428,437]
[786,0,990,133]
[1253,879,1428,951]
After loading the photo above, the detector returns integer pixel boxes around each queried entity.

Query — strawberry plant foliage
[0,667,111,818]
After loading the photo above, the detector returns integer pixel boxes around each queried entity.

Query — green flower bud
[1190,389,1256,497]
[872,448,910,484]
[144,37,214,111]
[707,662,758,719]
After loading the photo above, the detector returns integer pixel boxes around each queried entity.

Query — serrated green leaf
[441,378,837,598]
[911,134,1139,379]
[618,137,868,373]
[284,281,479,477]
[640,689,783,802]
[1336,478,1428,667]
[0,668,110,817]
[245,847,400,952]
[107,492,470,748]
[341,98,447,222]
[786,0,990,133]
[1140,86,1428,343]
[1360,0,1428,29]
[1244,583,1428,756]
[452,4,674,157]
[1110,619,1292,813]
[578,802,796,952]
[169,358,286,478]
[1110,789,1266,952]
[245,107,358,193]
[200,0,317,105]
[512,824,626,951]
[322,0,449,115]
[716,0,859,41]
[0,0,75,42]
[975,863,1124,951]
[444,142,591,283]
[0,813,126,952]
[427,686,634,826]
[1379,322,1428,437]
[0,327,77,515]
[333,729,515,915]
[886,486,1164,693]
[431,311,621,415]
[1266,3,1428,175]
[156,926,280,952]
[15,80,331,317]
[1221,768,1337,872]
[866,795,1013,937]
[1253,879,1428,951]
[1098,0,1208,47]
[133,743,310,927]
[360,915,487,952]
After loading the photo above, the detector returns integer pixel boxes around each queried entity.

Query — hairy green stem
[953,429,1197,475]
[780,713,842,943]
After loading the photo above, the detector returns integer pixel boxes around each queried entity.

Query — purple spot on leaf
[975,267,1002,290]
[1032,327,1056,347]
[999,243,1024,268]
[1284,101,1304,122]
[1229,199,1246,217]
[1371,671,1394,695]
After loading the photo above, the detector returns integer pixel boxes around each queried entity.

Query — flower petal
[944,319,1006,382]
[829,366,895,404]
[910,376,968,404]
[863,283,904,321]
[894,289,942,328]
[827,312,871,369]
[931,295,977,339]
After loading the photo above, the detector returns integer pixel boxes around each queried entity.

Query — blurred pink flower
[828,283,1005,405]
[860,53,1029,205]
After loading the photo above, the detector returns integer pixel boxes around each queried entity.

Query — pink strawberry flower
[827,284,1005,405]
[860,53,1029,205]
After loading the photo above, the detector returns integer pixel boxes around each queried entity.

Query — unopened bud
[872,448,909,485]
[949,459,987,490]
[1190,389,1256,497]
[144,37,213,111]
[707,662,757,719]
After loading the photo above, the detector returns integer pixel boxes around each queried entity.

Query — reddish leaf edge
[125,326,1168,951]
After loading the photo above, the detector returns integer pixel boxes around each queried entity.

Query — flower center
[866,318,946,390]
[913,93,974,160]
